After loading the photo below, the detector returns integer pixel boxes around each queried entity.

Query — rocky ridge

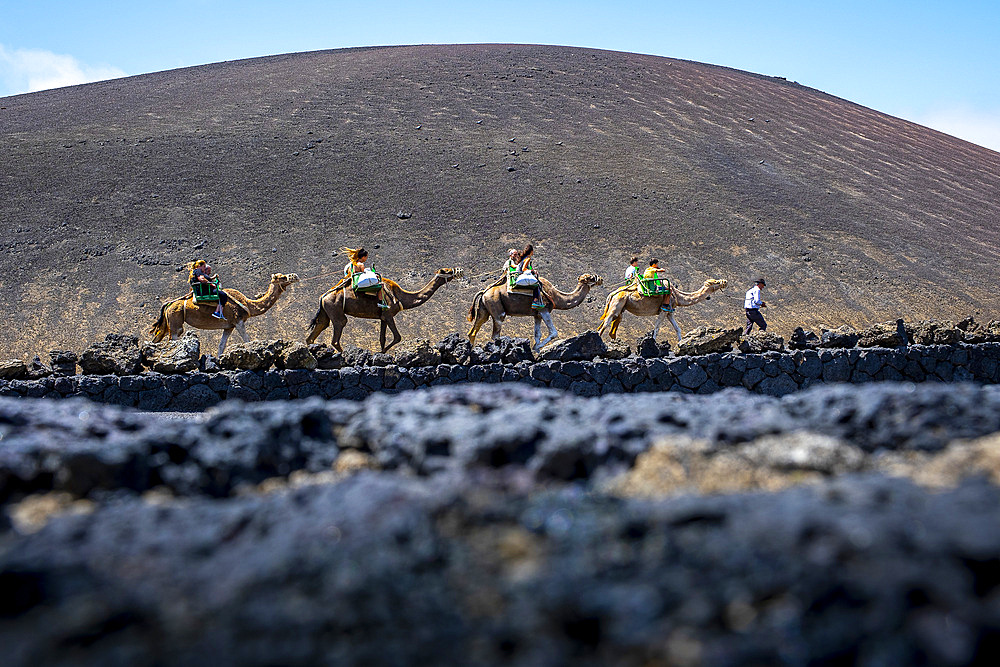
[3,382,1000,665]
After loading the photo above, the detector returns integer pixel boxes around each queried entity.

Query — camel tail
[307,302,324,331]
[598,290,617,322]
[149,302,170,340]
[467,290,486,323]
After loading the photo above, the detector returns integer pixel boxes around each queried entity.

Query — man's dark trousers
[745,308,766,336]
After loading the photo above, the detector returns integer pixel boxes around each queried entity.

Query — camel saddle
[351,269,383,294]
[192,279,221,304]
[636,276,670,298]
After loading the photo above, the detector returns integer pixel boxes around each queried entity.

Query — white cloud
[0,44,127,96]
[913,106,1000,154]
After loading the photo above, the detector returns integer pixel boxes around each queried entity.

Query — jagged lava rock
[539,331,607,362]
[739,331,785,354]
[275,342,318,370]
[393,339,442,367]
[79,333,143,375]
[219,340,281,371]
[634,332,671,358]
[677,326,742,356]
[141,332,201,374]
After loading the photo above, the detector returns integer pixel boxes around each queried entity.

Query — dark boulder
[677,326,741,356]
[79,334,143,375]
[788,327,820,350]
[141,332,201,374]
[437,333,473,365]
[48,350,78,376]
[309,344,344,369]
[0,359,28,381]
[739,331,786,354]
[393,339,442,368]
[479,336,534,364]
[819,325,860,349]
[634,333,671,359]
[24,356,53,380]
[341,346,372,368]
[275,342,318,370]
[219,340,282,371]
[858,319,907,348]
[600,339,631,360]
[539,331,607,362]
[905,320,962,346]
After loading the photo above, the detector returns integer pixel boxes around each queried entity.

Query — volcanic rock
[905,320,962,346]
[478,336,534,364]
[788,327,820,350]
[0,359,27,381]
[79,334,143,375]
[437,333,473,365]
[24,356,52,380]
[393,339,442,367]
[600,339,631,360]
[48,350,78,376]
[634,332,671,358]
[309,344,343,369]
[219,340,281,371]
[819,325,860,349]
[857,319,908,348]
[141,332,201,374]
[676,326,741,356]
[275,342,318,370]
[341,346,372,368]
[739,331,786,354]
[538,331,607,362]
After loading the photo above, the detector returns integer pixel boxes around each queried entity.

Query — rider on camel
[340,246,395,310]
[187,259,229,319]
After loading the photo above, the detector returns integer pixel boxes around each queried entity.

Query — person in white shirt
[744,278,767,335]
[623,256,639,283]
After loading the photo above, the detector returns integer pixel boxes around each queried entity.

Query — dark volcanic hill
[2,44,999,356]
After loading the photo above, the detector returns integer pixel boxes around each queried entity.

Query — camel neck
[395,274,448,309]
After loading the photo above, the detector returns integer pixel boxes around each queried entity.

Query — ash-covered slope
[2,44,999,356]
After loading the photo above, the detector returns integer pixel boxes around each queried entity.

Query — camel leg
[468,313,489,346]
[218,328,233,357]
[533,316,543,351]
[330,311,348,353]
[538,311,558,349]
[235,320,250,343]
[484,301,505,340]
[167,307,185,340]
[383,318,403,353]
[600,294,628,340]
[306,308,331,345]
[652,311,665,340]
[667,311,682,341]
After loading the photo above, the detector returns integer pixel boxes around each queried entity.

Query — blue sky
[2,0,999,151]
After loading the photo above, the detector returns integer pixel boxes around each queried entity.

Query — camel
[597,278,728,341]
[467,274,604,351]
[149,273,300,356]
[305,268,464,353]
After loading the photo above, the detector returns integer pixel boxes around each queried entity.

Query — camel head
[578,273,604,287]
[436,267,464,281]
[271,273,300,287]
[704,278,727,292]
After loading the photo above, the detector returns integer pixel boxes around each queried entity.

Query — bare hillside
[1,44,999,355]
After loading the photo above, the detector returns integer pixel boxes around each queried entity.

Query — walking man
[744,278,767,335]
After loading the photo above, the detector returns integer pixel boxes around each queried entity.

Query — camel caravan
[149,247,729,356]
